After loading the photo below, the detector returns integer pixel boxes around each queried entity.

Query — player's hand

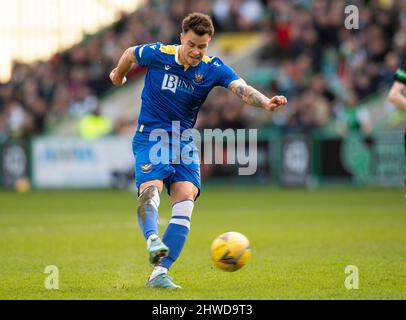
[109,68,127,86]
[265,95,287,112]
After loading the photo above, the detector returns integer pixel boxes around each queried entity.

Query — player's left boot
[146,274,181,289]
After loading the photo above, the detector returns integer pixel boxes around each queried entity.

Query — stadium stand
[0,0,405,143]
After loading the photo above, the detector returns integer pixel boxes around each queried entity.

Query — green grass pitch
[0,186,405,300]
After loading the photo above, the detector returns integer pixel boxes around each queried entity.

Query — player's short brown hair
[182,12,214,37]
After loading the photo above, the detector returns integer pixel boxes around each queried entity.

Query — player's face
[180,30,211,65]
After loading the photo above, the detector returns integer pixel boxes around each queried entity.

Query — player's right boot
[146,274,181,289]
[147,235,169,265]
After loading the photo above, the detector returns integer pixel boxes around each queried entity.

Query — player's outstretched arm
[388,81,406,110]
[110,46,138,86]
[228,78,287,112]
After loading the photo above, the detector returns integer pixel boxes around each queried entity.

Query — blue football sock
[161,199,194,269]
[137,186,160,240]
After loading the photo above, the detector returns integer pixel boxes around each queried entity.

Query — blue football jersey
[134,42,240,132]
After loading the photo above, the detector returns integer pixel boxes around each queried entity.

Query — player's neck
[178,45,188,66]
[178,45,198,67]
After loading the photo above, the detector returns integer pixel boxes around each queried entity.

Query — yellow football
[211,232,251,272]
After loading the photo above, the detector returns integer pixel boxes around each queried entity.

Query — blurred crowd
[0,0,405,142]
[253,0,406,135]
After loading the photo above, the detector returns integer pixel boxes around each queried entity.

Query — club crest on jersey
[141,163,152,173]
[193,74,203,83]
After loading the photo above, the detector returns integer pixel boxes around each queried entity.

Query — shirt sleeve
[214,58,240,88]
[134,42,161,67]
[394,62,406,85]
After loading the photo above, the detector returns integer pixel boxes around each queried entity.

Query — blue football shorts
[132,131,201,197]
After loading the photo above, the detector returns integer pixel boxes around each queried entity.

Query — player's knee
[139,180,163,194]
[174,193,196,204]
[183,189,197,200]
[170,184,199,203]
